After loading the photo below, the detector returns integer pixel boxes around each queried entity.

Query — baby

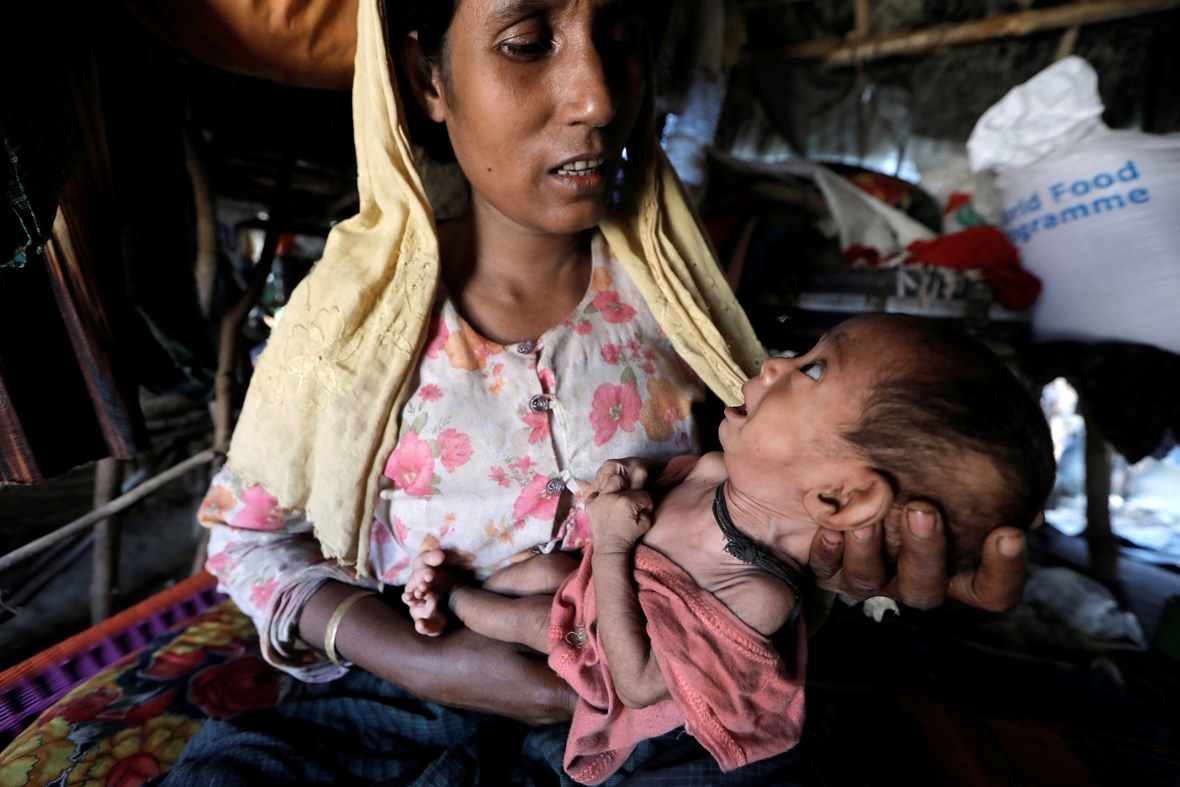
[402,313,1056,784]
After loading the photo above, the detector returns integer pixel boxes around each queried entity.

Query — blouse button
[546,477,566,495]
[529,394,552,413]
[516,340,537,354]
[565,627,589,648]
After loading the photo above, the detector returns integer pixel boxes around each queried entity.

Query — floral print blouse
[198,234,706,680]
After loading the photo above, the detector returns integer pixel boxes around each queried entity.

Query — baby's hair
[840,314,1055,574]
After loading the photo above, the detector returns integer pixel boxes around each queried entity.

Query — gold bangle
[324,589,377,666]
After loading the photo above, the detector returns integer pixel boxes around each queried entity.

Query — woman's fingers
[808,524,890,600]
[839,522,890,600]
[893,503,949,610]
[809,505,1029,613]
[808,529,846,589]
[948,526,1027,612]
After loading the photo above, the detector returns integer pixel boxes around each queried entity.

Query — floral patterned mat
[0,600,291,787]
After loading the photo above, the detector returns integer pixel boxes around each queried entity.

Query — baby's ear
[804,467,894,531]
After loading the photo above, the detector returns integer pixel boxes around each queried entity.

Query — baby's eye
[799,363,823,381]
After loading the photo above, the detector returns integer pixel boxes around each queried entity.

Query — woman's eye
[500,31,553,59]
[800,363,823,381]
[502,39,551,58]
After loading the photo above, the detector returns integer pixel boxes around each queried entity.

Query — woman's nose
[559,39,617,128]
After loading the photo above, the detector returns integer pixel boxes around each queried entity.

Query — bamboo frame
[89,457,122,624]
[747,0,1180,65]
[0,449,218,574]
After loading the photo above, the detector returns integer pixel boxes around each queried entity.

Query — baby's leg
[402,549,466,636]
[482,551,580,596]
[449,586,554,653]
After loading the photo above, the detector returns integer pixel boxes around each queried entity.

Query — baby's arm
[587,460,671,709]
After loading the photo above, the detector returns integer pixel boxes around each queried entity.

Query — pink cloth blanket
[548,542,808,785]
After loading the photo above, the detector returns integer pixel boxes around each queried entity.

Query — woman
[160,0,1030,783]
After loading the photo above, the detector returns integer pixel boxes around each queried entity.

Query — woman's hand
[807,502,1031,612]
[299,580,576,725]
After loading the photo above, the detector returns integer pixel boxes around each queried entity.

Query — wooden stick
[748,0,1180,65]
[186,130,218,319]
[1055,25,1082,60]
[213,148,294,454]
[0,449,218,574]
[852,0,872,40]
[89,457,122,624]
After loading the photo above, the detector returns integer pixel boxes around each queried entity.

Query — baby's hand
[587,460,654,555]
[401,549,453,636]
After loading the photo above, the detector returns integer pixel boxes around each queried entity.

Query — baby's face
[718,317,905,505]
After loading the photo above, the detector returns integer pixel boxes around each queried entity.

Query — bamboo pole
[1055,25,1082,60]
[748,0,1180,65]
[852,0,872,40]
[89,457,122,624]
[186,131,218,319]
[0,449,218,574]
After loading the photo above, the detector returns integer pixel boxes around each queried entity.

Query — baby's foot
[401,549,462,636]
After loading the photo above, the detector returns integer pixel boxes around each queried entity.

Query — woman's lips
[552,157,606,175]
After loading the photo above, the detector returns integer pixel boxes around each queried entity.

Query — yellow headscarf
[227,0,766,574]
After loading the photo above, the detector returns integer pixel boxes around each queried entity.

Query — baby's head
[720,313,1055,573]
[839,314,1055,572]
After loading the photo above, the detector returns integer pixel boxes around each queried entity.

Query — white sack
[967,57,1180,356]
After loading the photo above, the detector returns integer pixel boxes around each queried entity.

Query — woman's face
[414,0,647,237]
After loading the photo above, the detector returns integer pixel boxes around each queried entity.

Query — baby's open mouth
[734,405,747,416]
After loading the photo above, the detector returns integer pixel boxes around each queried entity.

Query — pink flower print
[575,321,593,335]
[522,410,550,445]
[372,516,410,547]
[384,432,436,498]
[371,518,394,546]
[601,344,622,364]
[641,361,657,375]
[380,556,411,585]
[232,485,287,531]
[205,549,231,575]
[538,367,555,394]
[590,266,613,292]
[249,578,280,611]
[424,317,449,359]
[513,474,562,523]
[640,377,693,442]
[391,515,409,544]
[489,466,511,488]
[445,321,504,371]
[563,509,593,550]
[419,384,443,402]
[439,512,457,539]
[438,429,473,473]
[590,381,642,446]
[511,455,537,475]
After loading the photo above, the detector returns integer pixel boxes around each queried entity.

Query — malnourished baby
[403,313,1055,784]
